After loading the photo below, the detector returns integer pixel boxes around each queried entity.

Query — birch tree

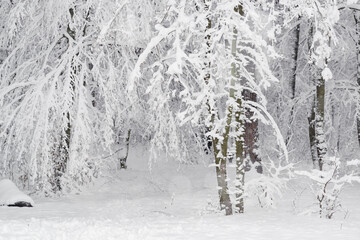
[129,0,289,215]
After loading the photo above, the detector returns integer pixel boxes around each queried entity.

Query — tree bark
[54,7,92,190]
[233,4,245,213]
[307,23,327,171]
[307,24,318,167]
[315,76,326,171]
[243,90,262,173]
[211,111,233,215]
[53,8,77,192]
[119,129,131,169]
[285,21,301,146]
[214,61,234,215]
[354,11,360,147]
[308,97,318,166]
[234,99,245,213]
[204,0,232,215]
[290,22,300,100]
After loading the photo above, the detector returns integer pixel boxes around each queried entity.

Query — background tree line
[0,0,359,216]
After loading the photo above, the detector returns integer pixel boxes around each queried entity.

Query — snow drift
[0,179,34,207]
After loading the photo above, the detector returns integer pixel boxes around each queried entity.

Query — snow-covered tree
[129,0,290,215]
[1,0,359,220]
[0,0,155,194]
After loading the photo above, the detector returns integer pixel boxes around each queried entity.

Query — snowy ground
[1,149,359,240]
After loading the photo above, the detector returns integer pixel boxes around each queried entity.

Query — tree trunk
[119,129,131,169]
[214,85,233,215]
[204,0,232,215]
[308,97,318,166]
[285,21,301,146]
[354,11,360,147]
[243,90,262,173]
[308,82,327,171]
[53,8,77,192]
[211,114,233,215]
[307,24,318,168]
[233,4,245,213]
[307,23,327,171]
[290,22,300,100]
[315,77,326,171]
[234,99,245,213]
[54,7,92,190]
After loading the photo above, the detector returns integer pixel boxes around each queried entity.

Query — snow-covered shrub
[244,158,293,208]
[200,197,223,216]
[296,157,360,219]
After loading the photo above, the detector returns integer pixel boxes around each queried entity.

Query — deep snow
[0,148,359,240]
[0,179,34,207]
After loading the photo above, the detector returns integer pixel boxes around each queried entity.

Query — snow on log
[0,179,34,207]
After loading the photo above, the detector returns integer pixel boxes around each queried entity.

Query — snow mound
[0,179,34,207]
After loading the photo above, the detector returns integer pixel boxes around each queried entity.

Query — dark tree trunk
[315,77,326,171]
[308,96,318,166]
[53,7,93,191]
[285,21,301,146]
[307,22,327,171]
[307,23,318,168]
[119,129,131,169]
[290,22,300,100]
[243,90,262,174]
[354,11,360,147]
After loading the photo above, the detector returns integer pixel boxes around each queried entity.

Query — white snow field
[0,149,359,240]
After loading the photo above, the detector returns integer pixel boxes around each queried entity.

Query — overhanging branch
[338,3,360,11]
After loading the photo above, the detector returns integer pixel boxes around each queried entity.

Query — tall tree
[0,0,154,193]
[282,0,339,170]
[354,10,360,146]
[203,0,233,215]
[232,3,245,214]
[285,19,301,146]
[127,0,290,215]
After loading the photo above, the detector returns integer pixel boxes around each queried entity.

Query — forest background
[0,0,360,218]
